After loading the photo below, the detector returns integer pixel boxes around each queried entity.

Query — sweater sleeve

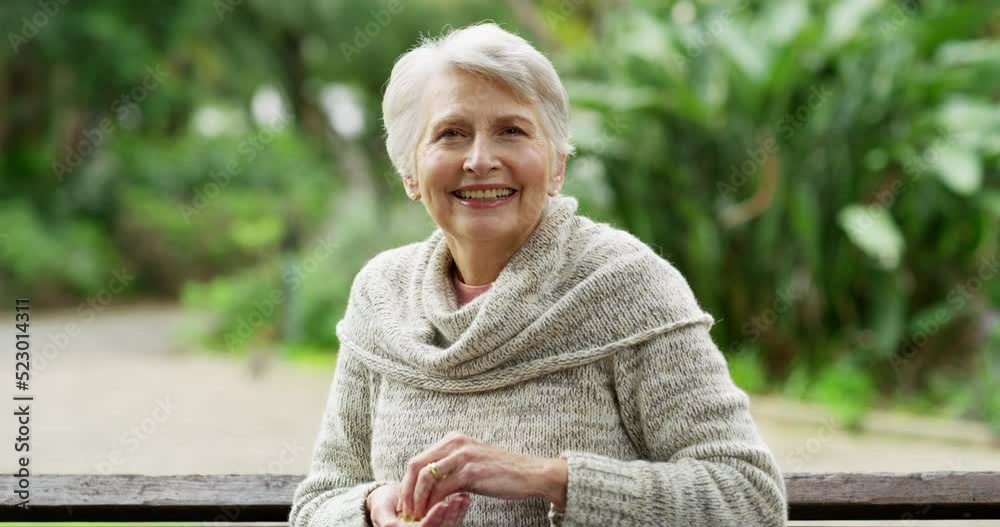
[288,345,392,527]
[551,321,787,526]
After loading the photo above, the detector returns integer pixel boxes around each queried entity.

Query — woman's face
[406,67,565,245]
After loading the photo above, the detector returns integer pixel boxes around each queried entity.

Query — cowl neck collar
[336,195,713,393]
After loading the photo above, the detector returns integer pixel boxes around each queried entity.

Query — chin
[454,221,516,242]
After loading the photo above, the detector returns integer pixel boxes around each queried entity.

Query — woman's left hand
[397,431,562,521]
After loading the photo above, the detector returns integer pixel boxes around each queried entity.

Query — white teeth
[455,188,514,200]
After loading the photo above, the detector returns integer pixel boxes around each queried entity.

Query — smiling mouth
[451,188,517,200]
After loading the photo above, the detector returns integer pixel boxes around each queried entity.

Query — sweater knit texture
[288,195,788,527]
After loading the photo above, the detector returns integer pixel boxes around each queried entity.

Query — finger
[398,464,416,518]
[401,432,468,517]
[417,501,448,527]
[373,499,404,527]
[424,471,468,511]
[413,461,454,520]
[441,495,471,527]
[426,493,473,527]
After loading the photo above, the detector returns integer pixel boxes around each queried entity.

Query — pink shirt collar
[451,266,493,307]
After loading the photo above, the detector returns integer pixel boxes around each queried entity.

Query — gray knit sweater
[289,195,787,526]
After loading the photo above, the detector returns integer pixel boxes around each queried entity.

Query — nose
[463,134,500,176]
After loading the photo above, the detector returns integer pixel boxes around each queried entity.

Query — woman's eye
[438,129,461,139]
[502,127,524,136]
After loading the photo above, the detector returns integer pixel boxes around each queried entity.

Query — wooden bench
[2,473,998,523]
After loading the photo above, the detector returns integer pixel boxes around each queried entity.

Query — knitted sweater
[288,195,787,527]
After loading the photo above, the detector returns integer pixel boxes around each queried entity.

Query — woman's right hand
[368,483,471,527]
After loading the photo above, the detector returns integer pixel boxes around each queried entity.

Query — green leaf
[935,39,1000,67]
[838,204,905,269]
[715,20,770,82]
[762,0,810,45]
[929,144,982,195]
[824,0,883,48]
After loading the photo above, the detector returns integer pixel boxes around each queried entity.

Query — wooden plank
[1,472,998,521]
[787,472,1000,520]
[0,474,301,522]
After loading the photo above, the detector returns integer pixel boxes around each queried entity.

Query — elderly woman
[289,23,787,527]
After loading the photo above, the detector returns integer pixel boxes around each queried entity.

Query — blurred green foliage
[1,0,997,429]
[565,0,999,427]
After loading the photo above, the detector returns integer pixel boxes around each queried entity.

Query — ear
[403,173,419,195]
[548,154,567,196]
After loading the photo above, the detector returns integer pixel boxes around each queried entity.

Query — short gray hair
[381,22,574,181]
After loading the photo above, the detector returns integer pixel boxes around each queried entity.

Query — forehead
[421,67,538,124]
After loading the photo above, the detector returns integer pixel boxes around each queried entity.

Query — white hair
[381,22,574,182]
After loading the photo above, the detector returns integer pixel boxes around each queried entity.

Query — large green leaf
[929,144,982,195]
[838,204,905,269]
[823,0,883,48]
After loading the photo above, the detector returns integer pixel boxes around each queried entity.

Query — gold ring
[427,461,446,480]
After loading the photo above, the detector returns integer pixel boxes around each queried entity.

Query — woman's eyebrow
[428,112,536,130]
[493,113,535,128]
[427,112,470,129]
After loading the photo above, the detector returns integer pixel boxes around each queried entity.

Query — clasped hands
[367,431,568,527]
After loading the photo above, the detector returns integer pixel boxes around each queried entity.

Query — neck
[446,213,545,286]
